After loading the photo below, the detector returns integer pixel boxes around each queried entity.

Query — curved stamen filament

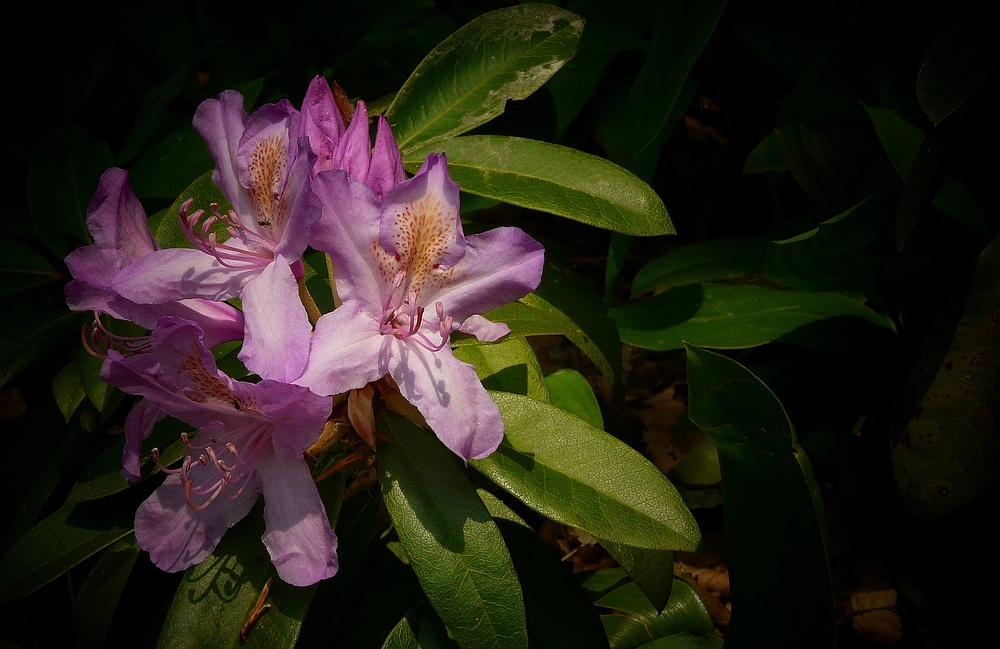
[179,200,275,270]
[83,314,152,358]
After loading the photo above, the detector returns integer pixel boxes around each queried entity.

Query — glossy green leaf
[66,416,187,503]
[892,230,1000,518]
[0,237,59,296]
[114,66,187,165]
[916,4,999,126]
[0,499,133,605]
[685,344,834,649]
[545,368,602,428]
[153,171,233,249]
[387,3,584,152]
[611,283,895,352]
[669,436,721,487]
[28,126,113,258]
[578,567,631,603]
[632,237,768,296]
[156,504,316,649]
[75,535,140,649]
[473,392,699,551]
[478,490,610,649]
[602,0,725,181]
[773,123,855,214]
[378,412,528,649]
[130,125,214,200]
[453,337,549,402]
[382,602,454,649]
[636,634,722,649]
[53,358,86,422]
[742,132,787,174]
[597,541,673,613]
[598,580,712,649]
[405,136,672,236]
[79,342,112,412]
[0,300,87,389]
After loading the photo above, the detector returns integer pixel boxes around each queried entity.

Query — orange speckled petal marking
[246,134,289,234]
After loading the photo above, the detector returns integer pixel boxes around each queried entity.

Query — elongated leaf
[611,283,895,352]
[685,344,834,649]
[892,230,1000,518]
[382,602,454,649]
[597,541,673,613]
[79,342,112,412]
[598,579,713,649]
[742,132,787,173]
[28,126,113,258]
[115,67,187,165]
[66,416,187,503]
[917,4,999,126]
[473,392,699,551]
[153,171,232,249]
[156,504,317,649]
[405,136,672,236]
[378,413,528,649]
[0,499,133,604]
[0,237,59,296]
[130,125,214,200]
[0,300,87,389]
[545,368,602,429]
[387,4,584,152]
[453,337,549,402]
[636,634,722,649]
[53,358,87,422]
[75,535,140,649]
[632,237,768,296]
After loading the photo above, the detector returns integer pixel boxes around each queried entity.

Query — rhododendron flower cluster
[64,76,544,586]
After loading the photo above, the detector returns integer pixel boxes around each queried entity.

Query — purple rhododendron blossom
[299,76,406,197]
[296,154,544,460]
[103,317,337,587]
[111,92,317,383]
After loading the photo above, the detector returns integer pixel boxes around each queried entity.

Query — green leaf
[74,535,140,649]
[892,230,1000,518]
[404,136,673,236]
[66,416,187,503]
[916,4,1000,126]
[114,66,187,165]
[632,237,768,296]
[156,504,317,649]
[28,126,113,258]
[598,579,713,649]
[453,337,549,402]
[477,490,610,649]
[611,283,895,352]
[0,300,87,389]
[387,3,584,152]
[545,368,602,429]
[669,436,721,487]
[636,634,722,649]
[130,125,214,200]
[0,499,133,605]
[79,342,112,412]
[472,392,699,551]
[742,132,787,174]
[685,344,834,649]
[763,194,888,297]
[53,358,87,422]
[605,233,633,305]
[382,602,454,649]
[153,171,233,249]
[378,412,528,649]
[597,541,673,613]
[603,0,725,181]
[0,237,59,296]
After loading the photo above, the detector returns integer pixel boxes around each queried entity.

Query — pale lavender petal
[65,246,134,316]
[86,168,157,259]
[121,398,166,482]
[238,258,312,383]
[258,454,338,586]
[236,100,301,239]
[294,302,388,396]
[194,90,251,215]
[367,116,406,198]
[389,342,503,460]
[247,379,331,455]
[112,247,258,304]
[378,153,465,271]
[273,147,318,259]
[149,317,229,399]
[309,170,384,305]
[134,471,258,573]
[432,227,544,323]
[458,315,510,342]
[334,100,372,185]
[300,76,345,175]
